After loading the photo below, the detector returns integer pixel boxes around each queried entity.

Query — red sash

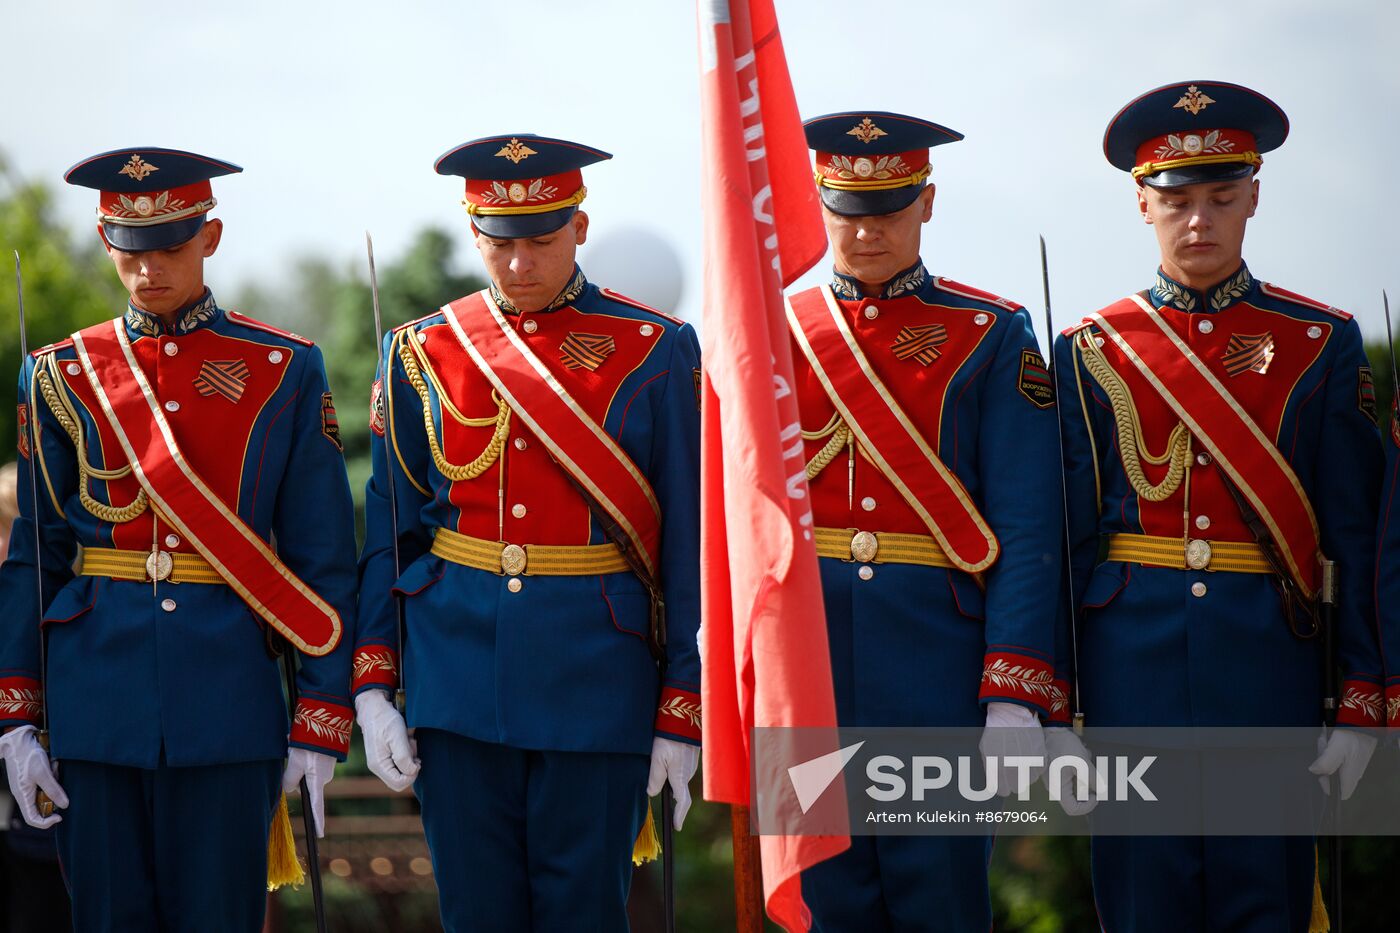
[70,319,342,655]
[441,291,663,577]
[786,286,998,573]
[1090,294,1322,596]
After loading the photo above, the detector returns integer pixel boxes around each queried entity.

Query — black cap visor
[102,216,206,252]
[1141,162,1256,189]
[819,183,925,218]
[472,207,576,239]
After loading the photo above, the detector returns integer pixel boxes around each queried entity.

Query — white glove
[646,737,700,831]
[1043,727,1098,816]
[282,748,336,838]
[355,689,419,793]
[1309,728,1376,800]
[0,725,67,829]
[979,702,1046,798]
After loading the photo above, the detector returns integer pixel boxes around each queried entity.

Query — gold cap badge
[1173,85,1216,116]
[119,154,159,181]
[495,138,538,165]
[846,118,888,144]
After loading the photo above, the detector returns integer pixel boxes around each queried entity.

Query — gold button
[507,578,523,593]
[161,598,177,613]
[164,534,180,548]
[146,550,173,582]
[417,331,428,344]
[1198,320,1214,334]
[974,313,989,326]
[66,363,81,376]
[1195,515,1210,530]
[1307,326,1322,339]
[857,566,874,581]
[523,320,538,334]
[640,324,655,336]
[1196,453,1212,466]
[1191,582,1207,598]
[1094,336,1105,348]
[164,401,180,413]
[163,343,179,357]
[860,496,876,512]
[511,504,527,519]
[864,305,879,320]
[514,438,527,450]
[268,350,284,364]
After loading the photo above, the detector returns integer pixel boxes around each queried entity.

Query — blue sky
[5,0,1396,345]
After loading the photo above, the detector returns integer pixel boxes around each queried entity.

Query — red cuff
[1387,684,1400,728]
[1337,680,1384,727]
[291,697,353,757]
[1045,677,1072,726]
[655,686,701,742]
[978,652,1056,717]
[352,645,399,694]
[0,676,43,727]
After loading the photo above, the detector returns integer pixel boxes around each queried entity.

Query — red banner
[697,1,848,929]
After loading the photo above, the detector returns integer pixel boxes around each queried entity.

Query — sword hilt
[35,730,54,818]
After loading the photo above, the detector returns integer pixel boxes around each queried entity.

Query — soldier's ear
[1137,184,1153,225]
[572,210,589,247]
[199,218,224,258]
[919,185,936,223]
[1247,178,1260,219]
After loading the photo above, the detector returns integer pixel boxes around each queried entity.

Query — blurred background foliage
[4,158,1400,932]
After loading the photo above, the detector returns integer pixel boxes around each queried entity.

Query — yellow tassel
[1309,844,1329,933]
[631,801,661,866]
[266,793,306,891]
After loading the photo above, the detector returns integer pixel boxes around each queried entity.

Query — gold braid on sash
[35,353,149,523]
[395,328,511,481]
[1076,328,1190,502]
[803,412,853,481]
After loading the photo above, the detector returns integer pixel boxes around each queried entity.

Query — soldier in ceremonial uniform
[1055,82,1383,931]
[352,135,701,932]
[0,149,358,931]
[789,112,1064,932]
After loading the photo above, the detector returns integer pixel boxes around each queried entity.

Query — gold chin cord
[1076,328,1190,502]
[395,327,511,480]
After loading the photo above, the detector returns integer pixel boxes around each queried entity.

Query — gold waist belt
[430,527,630,577]
[79,547,224,585]
[1106,533,1271,573]
[813,526,955,568]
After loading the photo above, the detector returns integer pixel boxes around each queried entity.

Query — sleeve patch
[16,404,30,460]
[1018,348,1055,409]
[321,392,343,451]
[369,378,386,437]
[1358,366,1377,425]
[692,368,702,411]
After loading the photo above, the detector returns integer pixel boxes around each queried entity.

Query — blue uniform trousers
[1092,835,1313,933]
[414,729,650,933]
[54,757,281,933]
[802,834,993,933]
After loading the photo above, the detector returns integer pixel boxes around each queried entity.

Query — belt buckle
[501,544,527,576]
[850,531,879,564]
[146,549,173,582]
[1184,538,1212,571]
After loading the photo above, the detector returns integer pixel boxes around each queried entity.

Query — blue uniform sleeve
[272,344,360,760]
[974,309,1063,719]
[1314,321,1385,725]
[650,323,703,745]
[0,356,79,731]
[353,329,435,699]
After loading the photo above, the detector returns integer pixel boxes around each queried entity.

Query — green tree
[0,155,126,457]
